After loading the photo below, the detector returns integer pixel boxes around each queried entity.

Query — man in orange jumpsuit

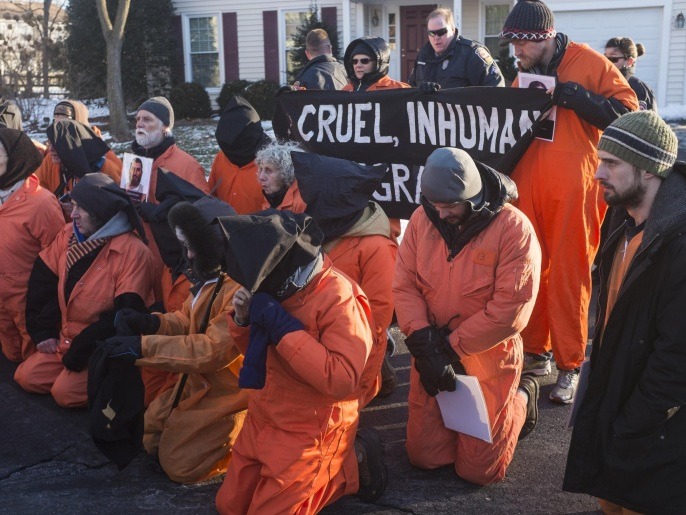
[498,0,638,403]
[255,140,307,212]
[35,100,122,200]
[294,151,398,402]
[209,96,270,214]
[394,148,541,485]
[215,210,387,513]
[14,174,155,408]
[104,197,249,483]
[0,128,63,362]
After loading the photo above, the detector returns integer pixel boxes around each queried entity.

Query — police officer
[409,7,504,91]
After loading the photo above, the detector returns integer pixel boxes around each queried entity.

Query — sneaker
[355,427,387,503]
[376,354,397,398]
[522,352,552,377]
[517,375,539,440]
[550,368,580,404]
[386,328,397,356]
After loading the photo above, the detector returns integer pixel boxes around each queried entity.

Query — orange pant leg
[0,291,34,363]
[140,367,178,407]
[359,331,388,408]
[512,158,604,370]
[406,365,526,486]
[51,367,88,408]
[217,408,359,515]
[598,499,643,515]
[14,351,63,394]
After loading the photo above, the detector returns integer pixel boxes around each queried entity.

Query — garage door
[554,7,662,91]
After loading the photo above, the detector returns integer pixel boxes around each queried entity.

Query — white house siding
[174,0,344,84]
[667,1,686,105]
[460,0,480,41]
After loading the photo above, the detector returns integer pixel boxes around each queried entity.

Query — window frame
[481,2,511,58]
[183,13,225,92]
[279,6,314,84]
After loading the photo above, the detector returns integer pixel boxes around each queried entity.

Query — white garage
[553,6,663,92]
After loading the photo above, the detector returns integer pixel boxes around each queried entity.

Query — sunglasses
[605,56,626,63]
[427,27,450,38]
[351,58,372,65]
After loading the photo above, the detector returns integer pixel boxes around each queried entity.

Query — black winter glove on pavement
[102,336,142,364]
[420,82,441,94]
[114,308,160,336]
[405,326,465,396]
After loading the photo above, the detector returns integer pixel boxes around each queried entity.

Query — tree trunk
[42,0,51,98]
[106,37,127,139]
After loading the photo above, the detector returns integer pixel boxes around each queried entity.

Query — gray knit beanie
[499,0,556,47]
[421,148,484,206]
[137,96,174,129]
[598,111,678,178]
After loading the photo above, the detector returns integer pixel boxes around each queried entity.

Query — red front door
[400,4,437,83]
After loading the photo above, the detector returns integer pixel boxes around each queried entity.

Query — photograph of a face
[121,153,153,203]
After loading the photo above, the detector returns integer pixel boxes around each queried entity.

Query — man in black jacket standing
[294,29,347,90]
[563,111,685,514]
[408,7,504,91]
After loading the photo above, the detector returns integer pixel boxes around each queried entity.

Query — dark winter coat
[628,74,657,112]
[295,54,348,90]
[563,163,686,514]
[408,35,504,89]
[343,37,391,91]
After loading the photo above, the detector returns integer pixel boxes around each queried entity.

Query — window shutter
[263,11,279,83]
[222,12,239,82]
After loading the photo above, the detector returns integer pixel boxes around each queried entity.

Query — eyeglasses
[605,56,626,63]
[351,58,372,65]
[427,27,450,38]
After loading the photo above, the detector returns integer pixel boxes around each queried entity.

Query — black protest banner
[273,87,551,219]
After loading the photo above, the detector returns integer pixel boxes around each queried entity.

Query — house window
[388,13,397,50]
[484,5,510,57]
[189,16,220,88]
[284,10,309,81]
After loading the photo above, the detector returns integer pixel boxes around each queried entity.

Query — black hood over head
[216,96,271,167]
[168,197,237,283]
[217,209,323,297]
[293,151,387,242]
[47,120,110,179]
[344,37,390,90]
[69,173,148,244]
[0,127,43,190]
[422,160,518,260]
[137,168,208,275]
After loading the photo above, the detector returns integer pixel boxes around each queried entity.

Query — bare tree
[96,0,131,140]
[6,0,66,98]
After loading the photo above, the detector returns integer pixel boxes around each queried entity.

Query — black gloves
[405,326,465,396]
[249,293,304,345]
[551,81,630,129]
[102,336,142,364]
[114,308,160,336]
[420,82,441,94]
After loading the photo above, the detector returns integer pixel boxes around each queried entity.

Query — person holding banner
[409,7,504,91]
[498,0,638,403]
[394,147,541,486]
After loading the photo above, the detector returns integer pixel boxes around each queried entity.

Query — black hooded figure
[215,96,270,168]
[0,127,43,191]
[0,97,22,131]
[343,37,391,91]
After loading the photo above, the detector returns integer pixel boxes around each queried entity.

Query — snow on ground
[661,104,686,122]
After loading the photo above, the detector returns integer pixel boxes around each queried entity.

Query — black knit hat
[499,0,556,47]
[137,96,174,129]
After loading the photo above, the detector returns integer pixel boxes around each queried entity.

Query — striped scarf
[66,233,108,276]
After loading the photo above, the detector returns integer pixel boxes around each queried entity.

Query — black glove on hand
[249,293,304,345]
[114,308,160,336]
[420,81,441,94]
[552,81,580,107]
[275,85,298,97]
[405,326,463,396]
[102,336,142,364]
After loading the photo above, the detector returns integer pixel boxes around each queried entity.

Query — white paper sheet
[436,375,492,443]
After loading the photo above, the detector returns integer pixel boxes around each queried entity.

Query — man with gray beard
[131,96,208,203]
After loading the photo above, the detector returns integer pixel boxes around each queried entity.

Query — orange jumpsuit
[138,146,210,402]
[261,180,307,213]
[138,275,248,484]
[325,202,396,406]
[343,75,409,240]
[216,258,373,514]
[511,42,638,370]
[209,152,264,214]
[393,203,541,485]
[14,226,156,408]
[0,176,64,362]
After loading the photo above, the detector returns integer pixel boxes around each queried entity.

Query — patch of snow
[661,104,686,122]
